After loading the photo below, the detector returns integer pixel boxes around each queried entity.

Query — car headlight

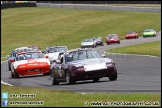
[77,66,85,71]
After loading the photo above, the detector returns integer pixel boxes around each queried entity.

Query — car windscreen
[127,32,135,34]
[145,29,153,32]
[24,53,44,59]
[108,36,117,39]
[48,47,67,53]
[83,39,93,42]
[65,50,102,62]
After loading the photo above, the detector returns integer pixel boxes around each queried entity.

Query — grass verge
[1,84,161,107]
[1,7,161,58]
[106,41,161,57]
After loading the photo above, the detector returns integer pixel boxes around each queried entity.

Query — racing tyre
[14,70,19,78]
[118,41,120,44]
[101,43,104,46]
[8,64,11,71]
[11,71,14,78]
[93,78,100,82]
[51,75,59,85]
[109,73,117,81]
[107,42,109,45]
[66,70,75,84]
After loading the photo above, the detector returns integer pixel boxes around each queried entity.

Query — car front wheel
[109,71,117,81]
[51,75,59,85]
[66,70,75,84]
[14,70,19,78]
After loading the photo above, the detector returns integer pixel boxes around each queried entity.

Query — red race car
[125,31,138,39]
[106,34,120,45]
[10,51,50,78]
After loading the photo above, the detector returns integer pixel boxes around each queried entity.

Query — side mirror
[6,55,10,58]
[10,59,15,62]
[55,60,61,64]
[101,54,106,58]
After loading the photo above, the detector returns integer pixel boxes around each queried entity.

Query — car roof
[108,34,117,36]
[65,48,95,53]
[47,46,67,48]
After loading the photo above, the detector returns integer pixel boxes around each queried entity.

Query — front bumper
[15,65,50,76]
[71,66,116,81]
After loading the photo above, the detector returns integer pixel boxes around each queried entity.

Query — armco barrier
[36,3,161,12]
[1,3,36,9]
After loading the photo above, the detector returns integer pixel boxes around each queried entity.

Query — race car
[44,46,68,64]
[92,37,104,46]
[81,38,96,48]
[10,51,50,78]
[106,34,120,45]
[125,31,138,39]
[28,46,42,52]
[143,29,157,38]
[50,48,117,85]
[7,47,33,71]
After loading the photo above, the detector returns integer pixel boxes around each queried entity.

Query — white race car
[44,46,68,64]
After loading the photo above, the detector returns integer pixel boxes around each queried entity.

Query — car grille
[26,68,40,72]
[86,68,114,77]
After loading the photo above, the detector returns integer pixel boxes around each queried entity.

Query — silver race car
[81,39,96,48]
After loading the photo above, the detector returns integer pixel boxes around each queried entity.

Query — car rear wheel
[93,78,100,82]
[107,42,109,45]
[8,64,11,71]
[51,75,59,85]
[118,41,120,44]
[66,70,75,84]
[109,72,117,81]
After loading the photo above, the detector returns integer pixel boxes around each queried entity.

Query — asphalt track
[1,32,161,93]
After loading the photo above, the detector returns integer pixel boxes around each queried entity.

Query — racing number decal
[58,66,65,77]
[58,66,62,77]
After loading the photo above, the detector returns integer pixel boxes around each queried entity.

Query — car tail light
[10,59,14,62]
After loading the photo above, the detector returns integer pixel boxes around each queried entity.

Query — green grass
[1,7,161,59]
[106,41,161,57]
[1,84,161,107]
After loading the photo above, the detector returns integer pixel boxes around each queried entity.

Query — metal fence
[36,3,161,12]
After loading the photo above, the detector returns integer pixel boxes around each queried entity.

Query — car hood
[143,32,154,35]
[45,52,60,61]
[81,42,94,45]
[126,34,135,36]
[13,58,50,69]
[68,58,113,71]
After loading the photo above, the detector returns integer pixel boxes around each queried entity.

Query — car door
[54,53,66,80]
